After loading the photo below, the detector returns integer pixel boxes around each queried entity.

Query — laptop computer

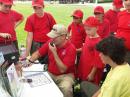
[0,43,19,64]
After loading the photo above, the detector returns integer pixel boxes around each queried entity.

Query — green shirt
[98,64,130,97]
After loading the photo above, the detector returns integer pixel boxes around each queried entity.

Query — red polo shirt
[97,19,110,39]
[39,40,76,75]
[0,10,23,42]
[105,9,119,33]
[78,37,104,85]
[68,22,86,49]
[116,10,130,50]
[24,12,56,43]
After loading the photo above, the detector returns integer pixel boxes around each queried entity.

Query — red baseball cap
[84,16,99,27]
[113,0,123,8]
[72,9,83,18]
[32,0,44,7]
[94,6,104,14]
[0,0,13,5]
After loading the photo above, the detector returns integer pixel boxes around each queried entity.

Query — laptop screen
[0,44,19,64]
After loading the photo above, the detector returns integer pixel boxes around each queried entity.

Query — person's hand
[19,59,33,68]
[92,89,100,97]
[87,73,94,82]
[0,33,11,39]
[49,42,57,54]
[15,63,23,77]
[15,63,23,72]
[92,93,98,97]
[19,52,27,61]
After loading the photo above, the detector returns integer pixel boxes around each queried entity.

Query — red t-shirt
[105,9,119,33]
[97,19,110,39]
[24,12,56,43]
[68,22,86,49]
[116,10,130,50]
[0,10,23,42]
[78,36,104,85]
[39,40,76,75]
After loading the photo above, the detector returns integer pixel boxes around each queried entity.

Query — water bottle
[19,45,26,59]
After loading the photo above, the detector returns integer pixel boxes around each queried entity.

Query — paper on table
[22,64,44,72]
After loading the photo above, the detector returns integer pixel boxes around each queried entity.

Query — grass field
[13,3,109,46]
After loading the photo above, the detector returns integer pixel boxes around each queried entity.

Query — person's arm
[0,33,11,39]
[49,43,67,73]
[67,23,73,39]
[29,50,41,62]
[26,32,33,57]
[92,89,101,97]
[47,13,56,29]
[87,67,97,81]
[12,10,24,29]
[15,16,24,28]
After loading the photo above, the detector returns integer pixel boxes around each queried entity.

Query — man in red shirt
[28,24,76,97]
[105,0,123,34]
[0,0,23,49]
[24,0,56,63]
[116,0,130,64]
[94,6,110,39]
[68,9,86,68]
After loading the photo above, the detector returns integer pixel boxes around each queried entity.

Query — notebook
[24,72,51,88]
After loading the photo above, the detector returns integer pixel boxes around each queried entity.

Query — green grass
[13,3,108,46]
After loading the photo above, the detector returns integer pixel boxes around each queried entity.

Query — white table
[20,64,63,97]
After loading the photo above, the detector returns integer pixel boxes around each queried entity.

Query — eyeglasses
[52,28,57,32]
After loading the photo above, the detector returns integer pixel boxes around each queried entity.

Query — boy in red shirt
[68,9,86,67]
[28,24,76,97]
[0,0,23,49]
[94,6,110,39]
[24,0,56,63]
[78,16,104,85]
[105,0,123,33]
[68,9,86,52]
[116,0,130,64]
